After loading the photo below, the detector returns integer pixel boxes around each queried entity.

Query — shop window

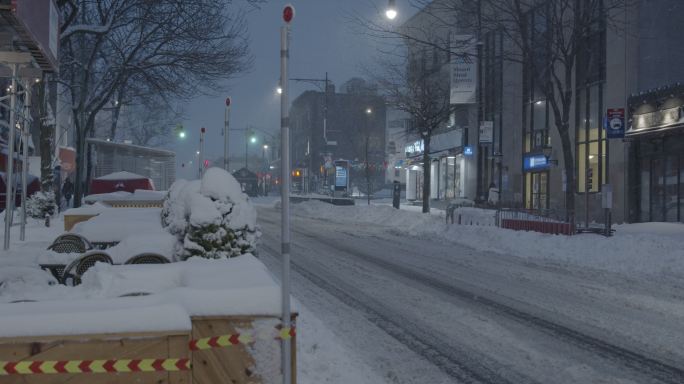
[576,85,606,193]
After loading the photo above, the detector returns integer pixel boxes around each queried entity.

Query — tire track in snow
[259,237,539,384]
[288,226,684,384]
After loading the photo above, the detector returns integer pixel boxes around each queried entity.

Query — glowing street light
[366,107,373,114]
[277,86,283,94]
[179,131,186,139]
[250,136,257,143]
[385,0,397,19]
[263,144,269,150]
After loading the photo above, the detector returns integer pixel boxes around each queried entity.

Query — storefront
[627,85,684,222]
[403,130,467,202]
[523,154,550,210]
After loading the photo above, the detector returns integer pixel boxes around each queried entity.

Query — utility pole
[280,5,294,384]
[3,63,18,250]
[224,97,231,171]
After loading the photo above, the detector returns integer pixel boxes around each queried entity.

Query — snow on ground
[294,200,684,280]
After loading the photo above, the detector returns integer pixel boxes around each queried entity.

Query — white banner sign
[450,35,478,104]
[479,121,493,143]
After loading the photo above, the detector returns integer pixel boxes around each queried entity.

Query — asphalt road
[256,205,684,384]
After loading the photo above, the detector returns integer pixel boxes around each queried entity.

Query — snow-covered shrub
[25,191,57,219]
[162,168,259,260]
[162,179,199,237]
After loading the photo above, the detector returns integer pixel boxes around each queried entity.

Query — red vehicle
[0,172,40,211]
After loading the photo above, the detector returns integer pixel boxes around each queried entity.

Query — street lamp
[385,0,397,20]
[276,86,283,94]
[366,107,373,115]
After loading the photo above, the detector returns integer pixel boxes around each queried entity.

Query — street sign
[225,97,232,107]
[479,121,493,143]
[605,108,625,139]
[283,4,295,23]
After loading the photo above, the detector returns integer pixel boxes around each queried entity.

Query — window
[575,0,607,193]
[576,84,607,193]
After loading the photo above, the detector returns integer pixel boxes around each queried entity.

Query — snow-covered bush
[25,191,57,219]
[161,168,259,260]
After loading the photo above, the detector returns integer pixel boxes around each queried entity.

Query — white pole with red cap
[199,127,206,178]
[280,4,294,384]
[224,97,231,171]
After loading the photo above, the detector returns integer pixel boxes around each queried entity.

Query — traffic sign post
[280,5,294,384]
[606,108,625,139]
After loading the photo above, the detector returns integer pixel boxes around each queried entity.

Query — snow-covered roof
[95,171,149,181]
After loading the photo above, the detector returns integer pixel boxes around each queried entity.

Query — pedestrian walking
[487,182,499,207]
[62,178,74,208]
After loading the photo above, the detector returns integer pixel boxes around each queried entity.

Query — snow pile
[84,189,167,203]
[72,208,165,243]
[162,168,259,260]
[0,255,287,337]
[295,201,684,279]
[25,191,57,219]
[0,267,57,299]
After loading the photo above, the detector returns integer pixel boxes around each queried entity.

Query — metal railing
[496,207,575,235]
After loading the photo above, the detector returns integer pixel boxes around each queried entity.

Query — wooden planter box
[63,214,98,231]
[0,315,297,384]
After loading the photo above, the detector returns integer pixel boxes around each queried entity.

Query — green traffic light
[179,131,186,139]
[250,136,257,143]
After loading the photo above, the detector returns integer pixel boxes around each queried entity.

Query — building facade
[289,78,386,194]
[397,0,683,224]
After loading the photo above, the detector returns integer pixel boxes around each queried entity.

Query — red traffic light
[283,4,295,23]
[204,160,210,168]
[225,97,231,107]
[201,127,206,133]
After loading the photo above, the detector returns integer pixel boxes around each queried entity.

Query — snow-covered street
[256,202,684,384]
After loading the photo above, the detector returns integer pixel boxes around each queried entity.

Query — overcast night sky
[173,0,417,180]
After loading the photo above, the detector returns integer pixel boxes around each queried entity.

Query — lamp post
[245,129,257,169]
[385,0,398,19]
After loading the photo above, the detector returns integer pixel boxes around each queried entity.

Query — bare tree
[369,55,453,213]
[58,0,252,206]
[119,95,183,147]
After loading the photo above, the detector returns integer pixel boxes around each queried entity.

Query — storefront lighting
[447,156,456,159]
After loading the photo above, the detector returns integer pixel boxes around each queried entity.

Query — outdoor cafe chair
[47,239,86,254]
[61,251,113,285]
[124,253,171,265]
[53,233,94,251]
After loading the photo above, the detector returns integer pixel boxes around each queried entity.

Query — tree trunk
[37,76,54,193]
[73,130,85,208]
[109,102,122,141]
[421,135,431,214]
[559,122,575,226]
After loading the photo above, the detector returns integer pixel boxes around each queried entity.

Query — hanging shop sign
[523,154,549,171]
[479,121,493,143]
[450,35,478,104]
[605,108,625,139]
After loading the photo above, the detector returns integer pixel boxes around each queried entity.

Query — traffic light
[204,160,210,168]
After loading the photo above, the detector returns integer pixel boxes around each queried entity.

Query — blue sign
[464,146,474,156]
[335,166,347,189]
[605,108,625,139]
[523,154,549,171]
